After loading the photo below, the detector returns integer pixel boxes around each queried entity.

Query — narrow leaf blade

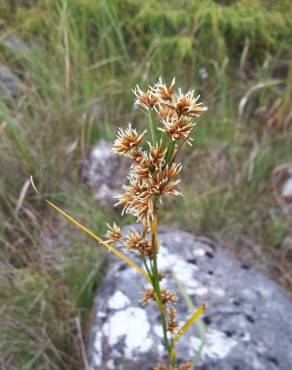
[173,304,207,344]
[45,200,149,281]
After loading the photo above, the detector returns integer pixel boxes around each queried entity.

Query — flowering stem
[148,109,157,146]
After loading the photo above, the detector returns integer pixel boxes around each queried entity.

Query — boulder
[88,229,292,370]
[82,140,130,206]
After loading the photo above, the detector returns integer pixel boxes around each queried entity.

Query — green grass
[0,0,292,368]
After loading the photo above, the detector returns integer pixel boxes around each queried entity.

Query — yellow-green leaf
[173,304,207,344]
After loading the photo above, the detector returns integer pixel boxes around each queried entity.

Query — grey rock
[82,140,130,206]
[3,35,29,53]
[88,229,292,370]
[2,35,40,55]
[0,65,22,100]
[282,177,292,202]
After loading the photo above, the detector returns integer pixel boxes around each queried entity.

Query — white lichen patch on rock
[172,259,198,280]
[193,248,206,257]
[102,307,152,357]
[210,287,225,297]
[93,331,103,366]
[154,324,163,338]
[193,286,209,296]
[108,291,131,310]
[189,336,201,355]
[203,329,237,360]
[157,245,180,270]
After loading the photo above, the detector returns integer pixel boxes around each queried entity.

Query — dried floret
[152,77,176,101]
[154,364,166,370]
[179,362,193,370]
[104,222,122,243]
[112,124,146,155]
[123,230,153,257]
[165,89,207,117]
[133,85,159,109]
[161,116,195,143]
[156,105,178,122]
[167,307,178,334]
[141,287,178,305]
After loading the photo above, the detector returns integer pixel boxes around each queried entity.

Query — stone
[282,177,292,202]
[88,228,292,370]
[2,35,40,55]
[272,164,292,205]
[82,140,130,206]
[0,65,22,100]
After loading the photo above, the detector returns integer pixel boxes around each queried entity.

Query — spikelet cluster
[113,78,206,227]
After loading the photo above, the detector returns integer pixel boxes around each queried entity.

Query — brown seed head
[148,164,182,197]
[167,307,178,334]
[123,230,153,257]
[161,116,194,142]
[134,196,154,225]
[130,149,146,164]
[115,190,135,214]
[112,124,146,155]
[164,162,182,180]
[152,77,175,101]
[156,105,178,122]
[140,288,156,305]
[134,163,151,180]
[179,362,193,370]
[105,222,122,243]
[154,364,166,370]
[133,85,159,109]
[165,89,207,117]
[141,287,177,305]
[148,144,166,168]
[160,288,178,305]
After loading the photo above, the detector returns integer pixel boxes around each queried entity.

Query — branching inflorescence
[106,78,207,369]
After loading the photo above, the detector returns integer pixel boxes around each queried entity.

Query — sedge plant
[31,77,207,370]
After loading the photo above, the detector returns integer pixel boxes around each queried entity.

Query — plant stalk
[148,109,157,146]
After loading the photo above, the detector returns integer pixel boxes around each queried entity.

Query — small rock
[88,229,292,370]
[0,65,22,100]
[2,35,40,55]
[82,140,130,206]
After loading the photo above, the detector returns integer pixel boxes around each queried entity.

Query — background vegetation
[0,0,291,368]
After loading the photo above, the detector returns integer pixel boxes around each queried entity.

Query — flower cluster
[113,78,206,227]
[140,287,178,306]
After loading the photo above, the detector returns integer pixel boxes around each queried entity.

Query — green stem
[152,252,171,354]
[148,109,157,146]
[142,255,153,282]
[164,140,175,165]
[149,217,174,362]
